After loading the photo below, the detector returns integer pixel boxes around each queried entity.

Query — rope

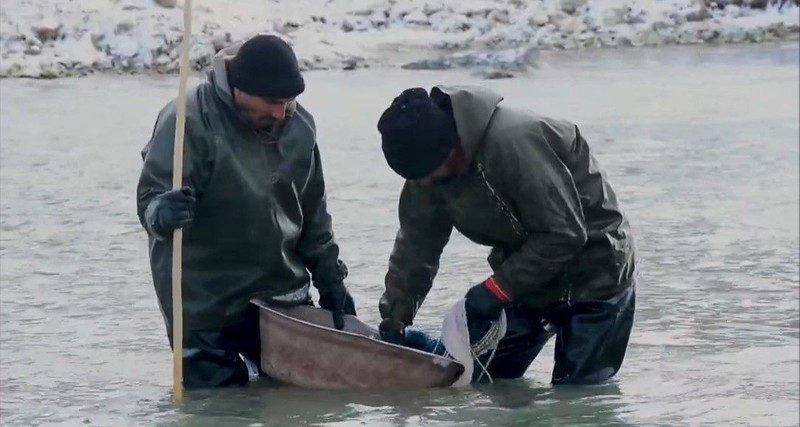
[471,313,506,383]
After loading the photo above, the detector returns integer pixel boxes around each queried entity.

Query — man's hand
[378,318,406,345]
[464,276,512,343]
[465,276,512,320]
[145,186,196,237]
[318,282,356,330]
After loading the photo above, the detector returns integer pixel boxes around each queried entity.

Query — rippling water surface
[1,44,798,426]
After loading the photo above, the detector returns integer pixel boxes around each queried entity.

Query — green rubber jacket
[137,45,346,332]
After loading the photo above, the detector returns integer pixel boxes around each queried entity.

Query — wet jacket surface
[380,85,637,326]
[137,46,346,331]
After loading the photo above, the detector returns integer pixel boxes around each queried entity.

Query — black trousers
[177,304,264,389]
[477,284,636,385]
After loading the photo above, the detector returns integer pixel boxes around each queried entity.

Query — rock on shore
[1,0,798,78]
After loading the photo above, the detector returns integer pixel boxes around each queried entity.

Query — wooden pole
[172,0,193,403]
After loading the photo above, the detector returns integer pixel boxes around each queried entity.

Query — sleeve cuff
[485,275,513,304]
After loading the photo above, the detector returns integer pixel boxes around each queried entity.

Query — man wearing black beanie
[375,85,638,386]
[136,34,355,389]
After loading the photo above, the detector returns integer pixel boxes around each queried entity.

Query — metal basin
[251,298,465,390]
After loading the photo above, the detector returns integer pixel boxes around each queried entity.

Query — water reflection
[149,378,634,427]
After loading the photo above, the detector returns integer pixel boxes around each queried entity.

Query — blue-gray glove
[144,186,196,238]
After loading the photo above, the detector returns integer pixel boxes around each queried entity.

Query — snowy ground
[1,0,798,78]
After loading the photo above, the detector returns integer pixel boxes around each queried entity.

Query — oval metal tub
[251,298,464,390]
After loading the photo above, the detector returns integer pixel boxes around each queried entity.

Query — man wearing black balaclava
[375,86,638,385]
[136,34,355,389]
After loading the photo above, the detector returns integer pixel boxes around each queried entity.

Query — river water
[1,43,798,426]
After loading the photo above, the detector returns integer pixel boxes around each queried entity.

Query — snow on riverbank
[1,0,798,78]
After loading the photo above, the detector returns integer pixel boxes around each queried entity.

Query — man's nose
[268,103,287,121]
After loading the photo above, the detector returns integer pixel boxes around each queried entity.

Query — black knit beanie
[377,88,459,180]
[227,34,305,98]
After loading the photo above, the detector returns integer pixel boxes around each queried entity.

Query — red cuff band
[484,276,512,304]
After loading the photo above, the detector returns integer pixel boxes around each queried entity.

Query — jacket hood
[430,85,503,161]
[210,42,239,110]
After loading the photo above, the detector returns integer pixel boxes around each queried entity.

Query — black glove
[378,318,406,345]
[145,186,196,237]
[318,282,356,330]
[464,276,511,344]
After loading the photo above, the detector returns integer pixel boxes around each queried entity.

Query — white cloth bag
[438,298,507,387]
